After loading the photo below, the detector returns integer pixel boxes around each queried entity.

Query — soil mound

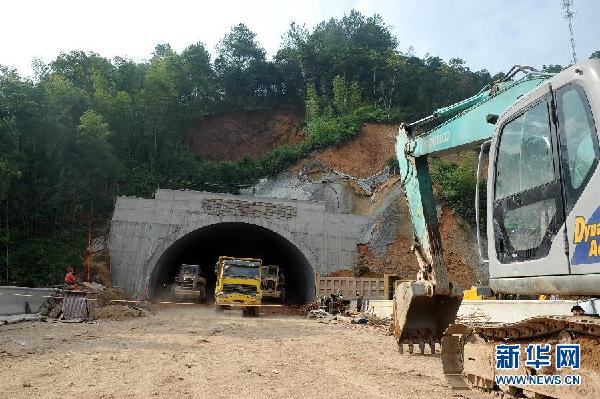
[91,305,147,320]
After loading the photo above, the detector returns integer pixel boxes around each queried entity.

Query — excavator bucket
[393,281,462,354]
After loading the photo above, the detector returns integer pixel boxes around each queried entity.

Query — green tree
[274,22,308,103]
[348,81,361,110]
[0,117,21,201]
[51,51,114,96]
[215,24,282,109]
[141,44,183,157]
[0,67,32,200]
[73,110,121,215]
[332,75,348,113]
[180,42,217,117]
[216,24,266,69]
[305,82,320,120]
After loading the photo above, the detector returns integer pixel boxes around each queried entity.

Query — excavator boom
[393,69,553,352]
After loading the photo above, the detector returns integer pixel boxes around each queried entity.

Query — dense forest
[1,11,596,285]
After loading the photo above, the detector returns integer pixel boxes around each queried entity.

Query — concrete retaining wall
[368,299,394,318]
[365,299,578,321]
[315,273,395,300]
[457,300,578,323]
[0,286,56,316]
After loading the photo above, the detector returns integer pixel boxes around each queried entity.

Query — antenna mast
[561,0,577,64]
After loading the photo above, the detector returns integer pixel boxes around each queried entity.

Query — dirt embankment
[294,121,479,289]
[294,122,398,178]
[188,109,304,161]
[356,203,478,289]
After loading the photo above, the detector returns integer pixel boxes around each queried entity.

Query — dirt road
[0,306,458,399]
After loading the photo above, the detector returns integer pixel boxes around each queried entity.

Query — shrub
[430,157,486,226]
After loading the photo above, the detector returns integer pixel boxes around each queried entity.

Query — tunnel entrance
[149,222,314,304]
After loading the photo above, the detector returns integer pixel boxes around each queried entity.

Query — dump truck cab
[214,256,262,316]
[172,264,206,302]
[260,265,285,302]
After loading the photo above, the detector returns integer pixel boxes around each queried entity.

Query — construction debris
[92,287,130,307]
[299,299,320,314]
[307,309,330,319]
[0,314,41,325]
[38,289,62,317]
[364,313,391,327]
[34,285,152,321]
[91,305,148,320]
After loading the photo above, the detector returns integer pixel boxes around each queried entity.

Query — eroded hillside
[188,109,304,161]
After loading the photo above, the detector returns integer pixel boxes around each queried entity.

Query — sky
[2,0,599,77]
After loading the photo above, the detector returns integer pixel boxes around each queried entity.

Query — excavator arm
[393,68,553,352]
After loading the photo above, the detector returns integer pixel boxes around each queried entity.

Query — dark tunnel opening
[149,223,314,304]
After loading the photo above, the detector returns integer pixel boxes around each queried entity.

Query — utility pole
[5,200,9,284]
[562,0,577,64]
[87,217,92,283]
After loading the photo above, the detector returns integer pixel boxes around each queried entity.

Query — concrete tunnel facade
[109,189,368,303]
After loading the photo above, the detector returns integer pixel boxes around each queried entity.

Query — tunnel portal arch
[147,222,316,304]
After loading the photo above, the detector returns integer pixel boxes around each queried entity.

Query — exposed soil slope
[188,109,304,161]
[356,201,478,289]
[295,122,398,178]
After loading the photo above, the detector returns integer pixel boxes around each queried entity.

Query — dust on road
[0,306,458,399]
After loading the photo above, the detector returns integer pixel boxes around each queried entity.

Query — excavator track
[441,316,600,399]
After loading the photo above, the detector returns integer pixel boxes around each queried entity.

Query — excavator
[393,59,600,398]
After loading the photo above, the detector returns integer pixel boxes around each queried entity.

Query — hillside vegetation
[2,10,572,285]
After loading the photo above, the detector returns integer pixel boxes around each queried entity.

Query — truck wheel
[215,305,225,313]
[251,307,260,317]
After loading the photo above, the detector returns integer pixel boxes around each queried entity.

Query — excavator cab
[393,60,600,354]
[394,60,600,398]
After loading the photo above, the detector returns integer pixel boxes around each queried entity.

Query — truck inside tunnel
[149,222,315,304]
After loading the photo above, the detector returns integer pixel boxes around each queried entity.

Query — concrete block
[0,286,56,316]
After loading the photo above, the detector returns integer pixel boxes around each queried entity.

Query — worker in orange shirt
[64,266,76,289]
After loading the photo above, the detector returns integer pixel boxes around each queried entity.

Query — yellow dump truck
[214,256,262,316]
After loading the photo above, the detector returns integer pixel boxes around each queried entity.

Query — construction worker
[64,266,76,289]
[356,290,364,312]
[571,305,585,316]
